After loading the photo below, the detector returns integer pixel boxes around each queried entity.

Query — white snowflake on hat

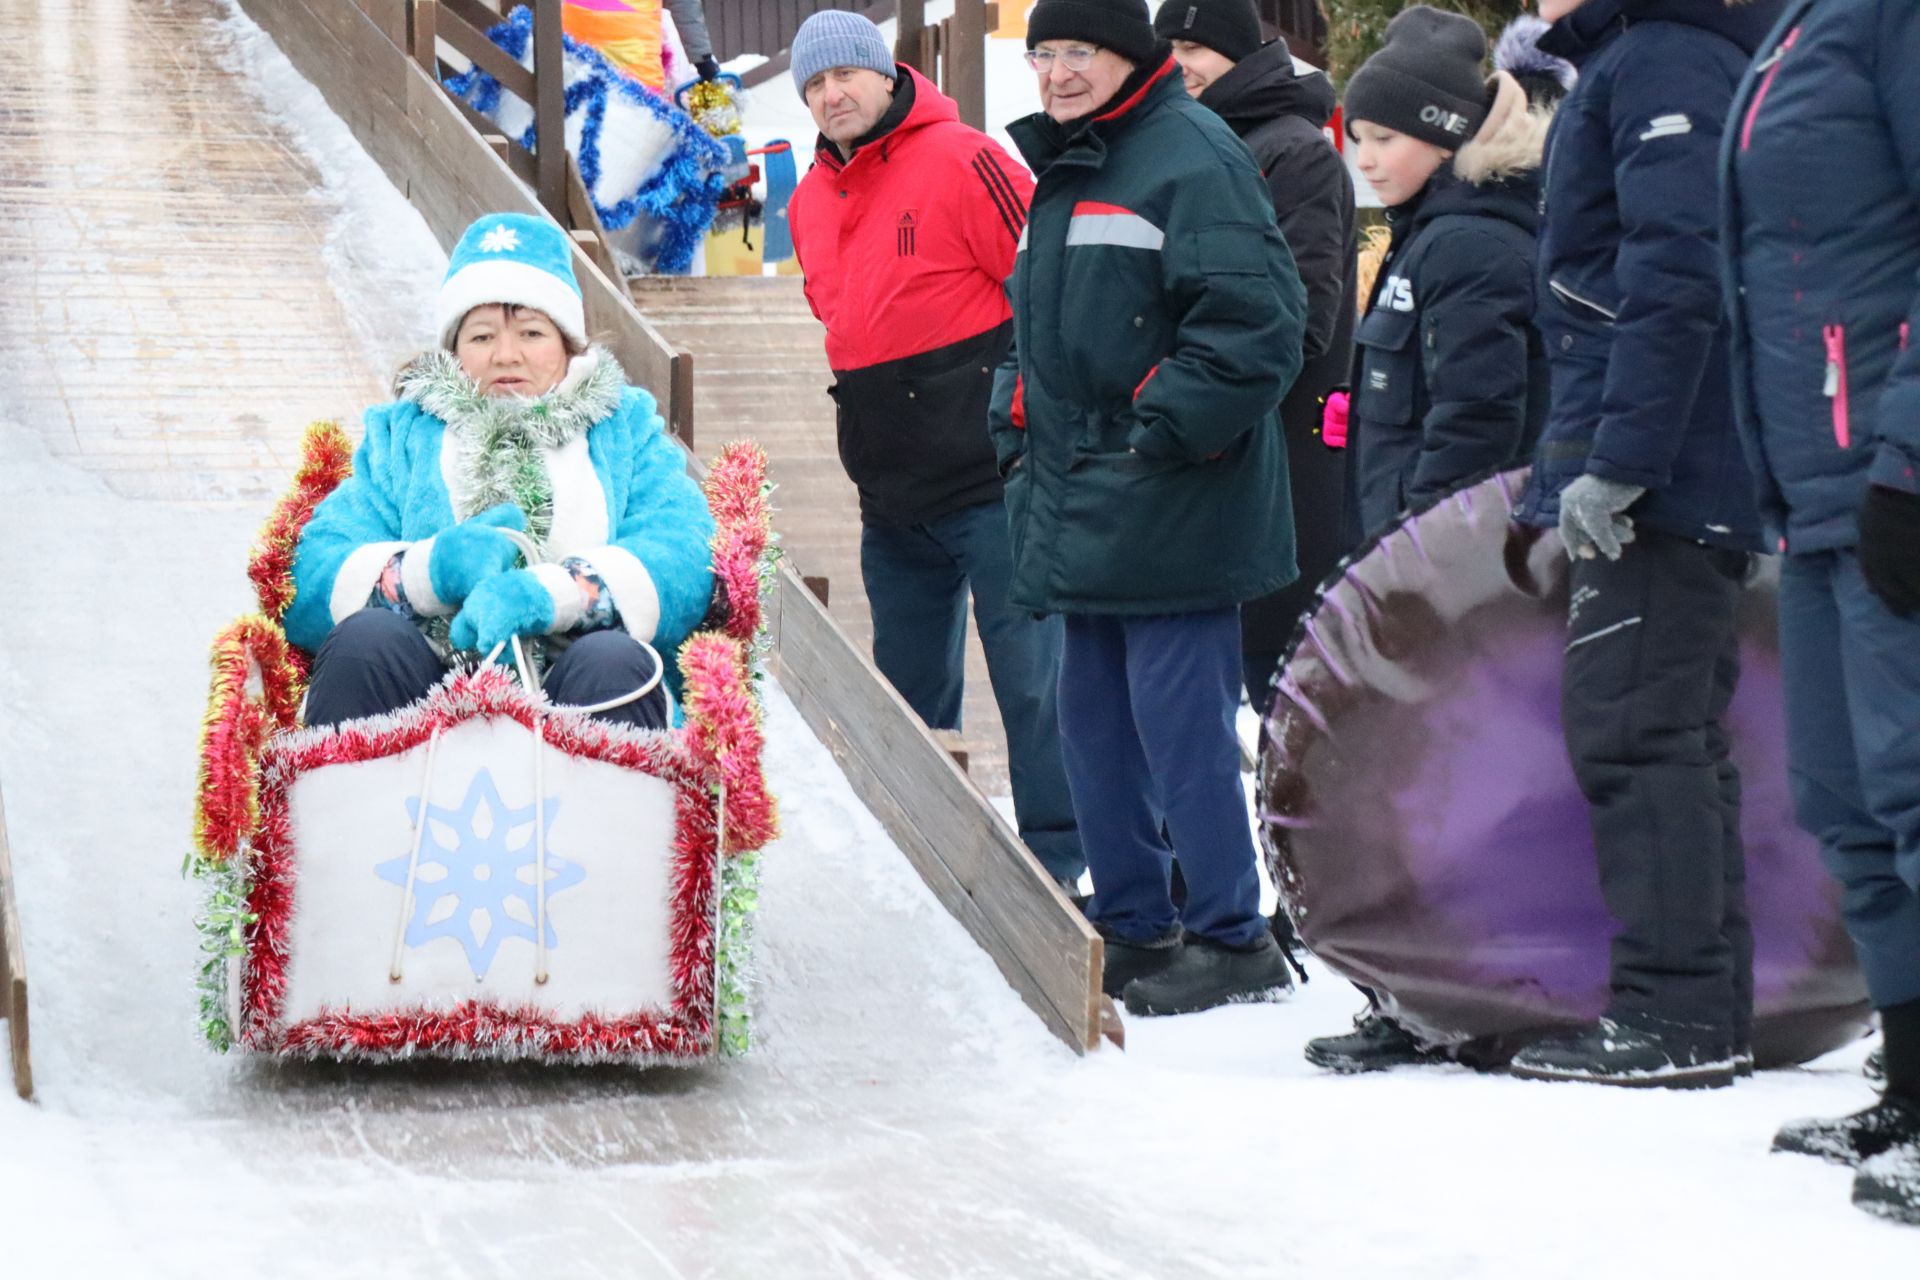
[479,224,521,254]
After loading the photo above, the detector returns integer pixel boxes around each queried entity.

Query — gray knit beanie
[791,10,898,99]
[1343,6,1490,149]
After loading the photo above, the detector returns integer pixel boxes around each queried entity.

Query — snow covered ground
[0,3,1910,1275]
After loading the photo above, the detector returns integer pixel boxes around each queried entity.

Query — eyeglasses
[1024,46,1099,73]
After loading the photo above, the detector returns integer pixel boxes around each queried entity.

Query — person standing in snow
[286,213,714,732]
[1300,6,1551,1073]
[1504,0,1786,1091]
[1336,7,1549,547]
[785,11,1085,893]
[1723,0,1920,1224]
[1155,0,1357,718]
[990,0,1307,1015]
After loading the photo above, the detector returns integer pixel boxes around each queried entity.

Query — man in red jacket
[787,11,1083,890]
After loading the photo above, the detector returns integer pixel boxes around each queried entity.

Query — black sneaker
[1098,926,1183,998]
[1121,932,1293,1017]
[1306,1010,1451,1073]
[1853,1134,1920,1226]
[1508,1017,1735,1090]
[1773,1095,1920,1167]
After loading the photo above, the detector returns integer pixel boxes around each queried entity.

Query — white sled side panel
[280,717,680,1025]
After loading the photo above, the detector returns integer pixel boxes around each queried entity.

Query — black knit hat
[1343,5,1490,149]
[1027,0,1158,65]
[1152,0,1262,63]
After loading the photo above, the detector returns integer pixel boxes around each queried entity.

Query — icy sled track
[0,1,1913,1275]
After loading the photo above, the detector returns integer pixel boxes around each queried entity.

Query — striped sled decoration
[190,430,778,1064]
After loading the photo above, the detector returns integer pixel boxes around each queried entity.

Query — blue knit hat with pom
[437,212,586,351]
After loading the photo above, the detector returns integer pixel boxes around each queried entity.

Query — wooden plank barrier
[232,0,1103,1053]
[0,780,32,1100]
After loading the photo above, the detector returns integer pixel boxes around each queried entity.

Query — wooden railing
[0,779,31,1101]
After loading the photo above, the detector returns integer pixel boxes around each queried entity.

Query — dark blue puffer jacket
[1722,0,1920,554]
[1517,0,1784,552]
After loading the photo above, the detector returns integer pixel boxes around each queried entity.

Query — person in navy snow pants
[1724,0,1920,1225]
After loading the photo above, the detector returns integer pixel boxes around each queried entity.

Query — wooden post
[409,0,439,74]
[0,780,32,1101]
[669,350,696,449]
[531,0,568,221]
[950,0,988,130]
[896,0,928,76]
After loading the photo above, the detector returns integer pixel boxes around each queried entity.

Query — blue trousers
[861,501,1083,882]
[305,608,671,731]
[1780,551,1920,1009]
[1057,608,1267,948]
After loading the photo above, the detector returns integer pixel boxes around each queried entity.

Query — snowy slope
[0,4,1910,1275]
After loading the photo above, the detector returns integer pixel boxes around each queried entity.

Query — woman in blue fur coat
[287,212,715,729]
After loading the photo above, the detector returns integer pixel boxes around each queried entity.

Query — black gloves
[695,55,721,82]
[1859,483,1920,617]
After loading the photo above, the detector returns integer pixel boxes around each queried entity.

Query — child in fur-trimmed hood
[1336,7,1551,546]
[286,212,715,730]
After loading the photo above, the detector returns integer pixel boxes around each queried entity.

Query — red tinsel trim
[248,420,353,629]
[679,632,778,854]
[193,616,305,864]
[702,441,772,644]
[239,667,721,1061]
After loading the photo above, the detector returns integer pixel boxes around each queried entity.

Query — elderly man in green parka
[989,0,1307,1017]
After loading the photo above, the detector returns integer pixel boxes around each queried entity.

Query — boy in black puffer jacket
[1339,7,1550,543]
[1300,4,1551,1077]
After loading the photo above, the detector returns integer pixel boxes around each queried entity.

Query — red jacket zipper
[1741,27,1801,151]
[1823,324,1851,449]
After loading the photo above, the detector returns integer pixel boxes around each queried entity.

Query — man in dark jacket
[1509,0,1786,1091]
[1155,0,1357,714]
[1723,0,1920,1223]
[991,0,1308,1015]
[787,11,1084,890]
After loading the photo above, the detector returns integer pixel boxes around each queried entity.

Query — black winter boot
[1852,999,1920,1225]
[1508,1015,1735,1090]
[1098,925,1182,998]
[1121,932,1292,1017]
[1773,1095,1920,1167]
[1306,1010,1452,1073]
[1853,1139,1920,1226]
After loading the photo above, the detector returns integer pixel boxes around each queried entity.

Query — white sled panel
[280,717,680,1025]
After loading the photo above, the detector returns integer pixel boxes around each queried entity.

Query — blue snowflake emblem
[376,768,585,980]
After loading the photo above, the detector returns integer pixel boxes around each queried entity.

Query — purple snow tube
[1260,470,1870,1066]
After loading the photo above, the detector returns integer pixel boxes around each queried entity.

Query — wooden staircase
[632,275,1013,795]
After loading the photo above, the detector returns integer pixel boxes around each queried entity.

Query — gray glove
[1558,474,1646,561]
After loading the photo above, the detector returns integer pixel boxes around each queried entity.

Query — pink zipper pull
[1823,324,1851,449]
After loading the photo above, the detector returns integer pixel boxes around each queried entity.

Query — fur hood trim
[1454,71,1551,186]
[396,345,628,545]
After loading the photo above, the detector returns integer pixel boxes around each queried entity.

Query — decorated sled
[1260,470,1871,1067]
[189,425,779,1064]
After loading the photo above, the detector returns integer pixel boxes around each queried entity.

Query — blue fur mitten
[449,568,568,654]
[424,503,527,608]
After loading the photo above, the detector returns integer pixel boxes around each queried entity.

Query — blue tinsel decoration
[444,8,727,274]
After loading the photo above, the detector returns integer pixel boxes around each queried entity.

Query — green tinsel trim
[397,346,626,551]
[185,852,254,1052]
[715,846,762,1057]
